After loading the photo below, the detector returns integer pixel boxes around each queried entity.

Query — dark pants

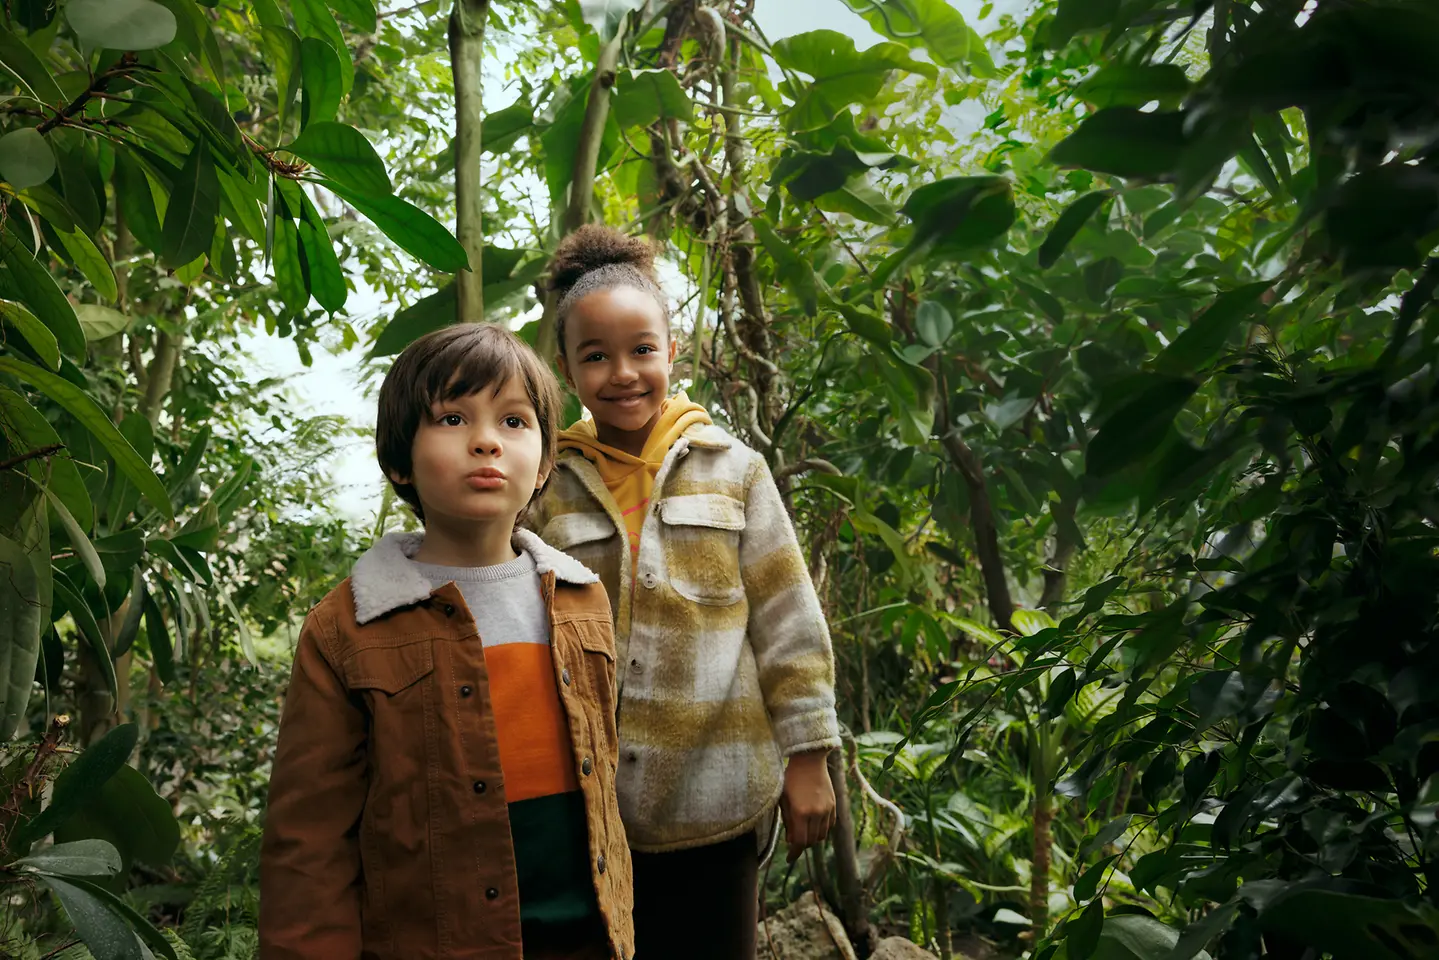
[632,832,759,960]
[524,916,611,960]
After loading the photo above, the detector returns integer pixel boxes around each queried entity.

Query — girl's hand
[780,749,837,862]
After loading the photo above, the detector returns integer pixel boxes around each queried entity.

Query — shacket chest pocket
[656,494,747,606]
[541,512,618,569]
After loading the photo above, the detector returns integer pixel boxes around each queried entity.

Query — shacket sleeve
[259,606,366,960]
[739,451,842,757]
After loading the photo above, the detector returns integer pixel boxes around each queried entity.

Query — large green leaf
[0,385,91,528]
[320,179,469,272]
[45,487,104,589]
[1085,374,1197,478]
[0,298,59,369]
[1152,282,1270,376]
[1091,913,1210,960]
[291,0,353,96]
[273,211,308,316]
[814,176,898,225]
[612,68,694,128]
[66,0,178,51]
[481,101,534,156]
[754,219,819,318]
[1039,190,1112,269]
[40,875,144,960]
[298,191,347,313]
[114,153,164,254]
[300,36,345,129]
[74,304,131,341]
[0,357,173,520]
[1049,108,1188,179]
[875,175,1015,284]
[16,723,139,848]
[0,25,63,103]
[287,121,390,195]
[160,143,220,268]
[52,576,115,699]
[540,69,621,209]
[51,227,118,303]
[55,763,182,870]
[14,839,122,877]
[0,127,55,190]
[840,0,985,74]
[579,0,644,42]
[143,589,175,685]
[0,533,42,741]
[0,226,85,358]
[261,25,304,132]
[328,0,377,33]
[1075,64,1191,110]
[773,30,938,132]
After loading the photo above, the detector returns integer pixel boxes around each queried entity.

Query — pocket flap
[572,620,616,662]
[344,641,434,694]
[541,512,616,549]
[659,494,746,531]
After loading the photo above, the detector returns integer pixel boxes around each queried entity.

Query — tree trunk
[449,0,490,323]
[828,749,876,958]
[1040,498,1078,614]
[140,331,183,424]
[941,431,1015,633]
[1031,790,1053,935]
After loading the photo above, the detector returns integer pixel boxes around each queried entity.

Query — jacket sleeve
[738,452,842,757]
[259,606,367,960]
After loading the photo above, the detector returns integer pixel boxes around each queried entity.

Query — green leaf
[754,219,819,317]
[0,226,85,358]
[0,298,59,369]
[14,839,122,877]
[579,0,644,42]
[540,69,621,209]
[1039,190,1112,269]
[44,488,103,589]
[1075,65,1191,110]
[55,763,181,869]
[298,191,347,313]
[216,167,266,243]
[1043,667,1077,719]
[65,0,177,50]
[878,176,1014,283]
[834,300,891,347]
[1049,108,1187,180]
[40,875,144,960]
[0,385,90,527]
[0,127,54,190]
[299,36,345,129]
[261,26,304,133]
[217,588,256,665]
[53,144,102,236]
[17,723,139,848]
[74,304,130,341]
[1074,854,1119,902]
[915,300,953,347]
[143,589,175,685]
[612,68,694,128]
[160,144,220,268]
[0,26,64,103]
[273,213,308,317]
[370,284,455,357]
[1068,900,1106,959]
[1051,0,1120,48]
[772,30,937,132]
[320,179,469,272]
[0,357,173,520]
[1255,889,1439,960]
[287,121,390,195]
[291,0,353,96]
[53,576,115,701]
[1085,375,1197,478]
[0,533,42,741]
[51,227,118,303]
[481,101,534,155]
[42,874,177,960]
[840,0,979,73]
[1152,282,1270,375]
[1014,278,1066,324]
[328,0,377,33]
[114,153,164,254]
[814,175,897,225]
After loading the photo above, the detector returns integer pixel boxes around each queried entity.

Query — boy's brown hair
[376,323,563,522]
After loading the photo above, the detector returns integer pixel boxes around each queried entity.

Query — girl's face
[559,285,678,438]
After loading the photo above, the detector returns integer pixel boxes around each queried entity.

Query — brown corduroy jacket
[259,529,634,960]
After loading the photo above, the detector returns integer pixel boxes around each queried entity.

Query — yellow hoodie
[557,392,712,571]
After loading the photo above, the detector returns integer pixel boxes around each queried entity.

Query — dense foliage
[0,0,1435,958]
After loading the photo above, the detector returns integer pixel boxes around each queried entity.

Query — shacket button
[561,668,571,686]
[581,757,592,776]
[640,572,658,589]
[486,887,499,900]
[597,854,606,875]
[630,659,642,674]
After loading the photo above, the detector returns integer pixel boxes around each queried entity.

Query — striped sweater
[528,421,840,852]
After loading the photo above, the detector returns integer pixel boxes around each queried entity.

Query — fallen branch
[0,444,64,472]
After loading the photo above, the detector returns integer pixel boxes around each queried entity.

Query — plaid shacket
[528,421,840,853]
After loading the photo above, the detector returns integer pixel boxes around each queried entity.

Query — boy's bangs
[421,334,537,412]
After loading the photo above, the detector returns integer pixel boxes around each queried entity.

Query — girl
[528,226,840,960]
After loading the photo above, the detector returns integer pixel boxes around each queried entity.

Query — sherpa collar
[350,528,598,625]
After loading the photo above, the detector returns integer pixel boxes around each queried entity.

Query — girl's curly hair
[549,224,669,358]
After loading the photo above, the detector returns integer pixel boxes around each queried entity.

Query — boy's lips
[465,466,506,490]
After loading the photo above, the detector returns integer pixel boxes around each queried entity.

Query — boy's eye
[504,415,527,429]
[439,413,463,427]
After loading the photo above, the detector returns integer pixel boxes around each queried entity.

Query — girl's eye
[583,352,605,363]
[504,416,527,429]
[635,345,655,356]
[439,413,463,427]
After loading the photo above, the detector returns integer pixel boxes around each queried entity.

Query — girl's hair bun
[549,224,658,298]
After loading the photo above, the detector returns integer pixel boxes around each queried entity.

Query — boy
[260,324,634,960]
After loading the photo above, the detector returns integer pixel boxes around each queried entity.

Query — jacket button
[442,602,456,616]
[597,854,606,875]
[460,685,473,698]
[473,780,486,794]
[640,572,658,589]
[581,757,592,776]
[486,887,499,900]
[561,668,571,686]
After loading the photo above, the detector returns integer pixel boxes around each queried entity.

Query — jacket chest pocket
[542,512,619,570]
[343,640,435,739]
[658,494,746,606]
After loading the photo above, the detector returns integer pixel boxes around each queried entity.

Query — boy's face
[389,376,547,530]
[559,286,678,436]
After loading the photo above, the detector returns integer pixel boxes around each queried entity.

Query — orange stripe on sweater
[482,642,579,803]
